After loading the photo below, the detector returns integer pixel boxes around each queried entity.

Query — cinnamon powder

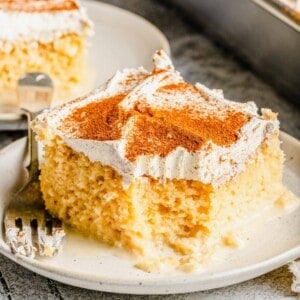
[62,89,249,161]
[0,0,79,12]
[62,94,127,141]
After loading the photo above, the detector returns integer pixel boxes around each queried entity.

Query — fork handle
[21,109,40,179]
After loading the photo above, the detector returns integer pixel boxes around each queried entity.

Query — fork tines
[4,210,65,258]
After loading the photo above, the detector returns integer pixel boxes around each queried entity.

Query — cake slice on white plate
[33,50,299,272]
[0,0,93,105]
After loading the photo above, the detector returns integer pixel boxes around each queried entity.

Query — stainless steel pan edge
[167,0,300,103]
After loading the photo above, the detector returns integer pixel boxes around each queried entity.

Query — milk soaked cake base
[39,130,287,270]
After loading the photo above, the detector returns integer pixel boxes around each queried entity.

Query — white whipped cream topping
[35,51,279,187]
[0,4,93,51]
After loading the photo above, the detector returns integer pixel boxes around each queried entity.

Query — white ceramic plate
[0,132,299,295]
[0,0,170,126]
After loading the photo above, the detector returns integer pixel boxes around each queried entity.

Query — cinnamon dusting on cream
[34,50,279,186]
[0,0,79,12]
[62,94,127,141]
[62,85,249,161]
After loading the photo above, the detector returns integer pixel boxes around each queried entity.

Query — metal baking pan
[167,0,300,103]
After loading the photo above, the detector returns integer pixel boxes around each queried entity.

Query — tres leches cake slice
[33,50,299,272]
[0,0,93,106]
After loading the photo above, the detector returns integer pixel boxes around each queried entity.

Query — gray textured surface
[0,0,299,298]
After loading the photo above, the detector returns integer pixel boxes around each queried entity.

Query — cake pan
[167,0,300,103]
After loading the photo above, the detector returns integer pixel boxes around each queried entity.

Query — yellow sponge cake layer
[39,130,284,263]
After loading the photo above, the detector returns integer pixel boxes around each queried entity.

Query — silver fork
[4,73,65,258]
